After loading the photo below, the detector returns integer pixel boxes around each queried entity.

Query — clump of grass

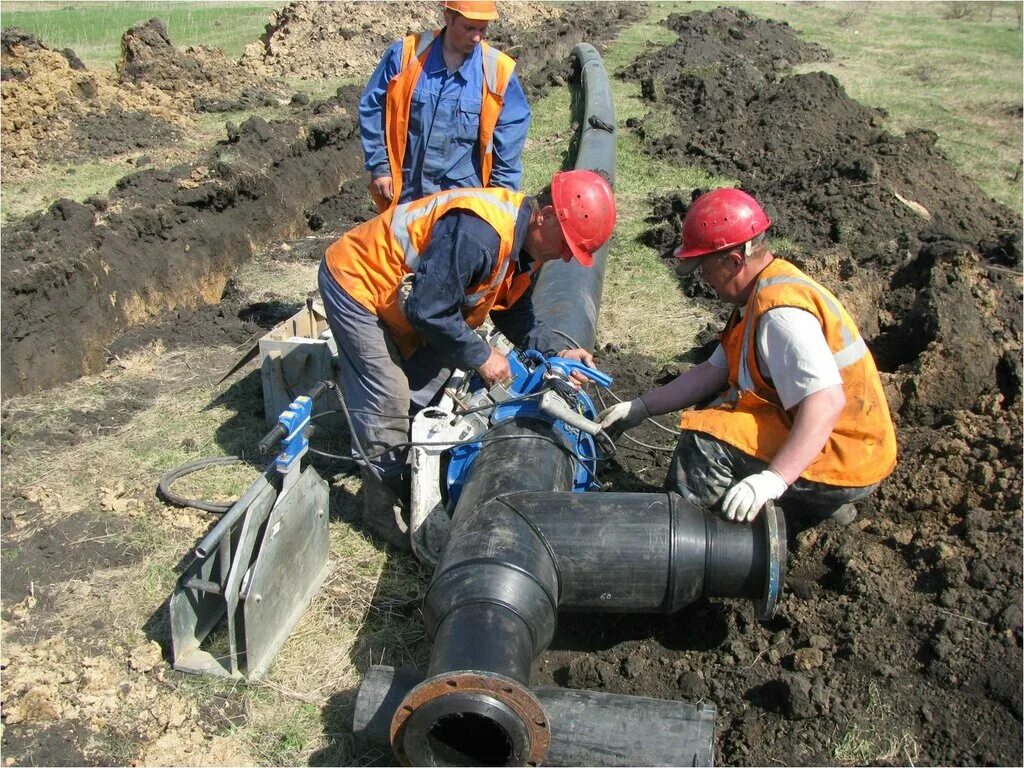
[832,681,920,765]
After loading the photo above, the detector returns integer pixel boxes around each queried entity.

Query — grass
[832,682,921,765]
[0,1,281,69]
[671,1,1023,210]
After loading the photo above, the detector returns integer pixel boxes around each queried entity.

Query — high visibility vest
[680,259,897,487]
[325,187,533,357]
[380,29,516,210]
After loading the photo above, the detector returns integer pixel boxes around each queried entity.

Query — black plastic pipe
[398,475,783,766]
[361,44,786,768]
[355,665,716,768]
[531,43,616,351]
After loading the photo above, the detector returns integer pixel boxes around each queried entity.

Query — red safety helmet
[441,1,499,20]
[674,188,771,274]
[551,169,616,267]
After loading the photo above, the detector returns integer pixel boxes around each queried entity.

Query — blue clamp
[275,395,312,474]
[546,356,613,389]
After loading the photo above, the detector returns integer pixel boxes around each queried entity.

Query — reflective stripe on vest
[735,275,869,395]
[380,31,516,211]
[679,259,897,487]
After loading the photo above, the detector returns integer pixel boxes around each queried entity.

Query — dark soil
[0,102,363,396]
[527,9,1023,767]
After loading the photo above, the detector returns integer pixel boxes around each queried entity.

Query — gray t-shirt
[708,306,842,411]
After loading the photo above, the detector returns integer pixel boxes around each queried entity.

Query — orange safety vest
[379,29,516,211]
[680,259,897,487]
[325,187,533,357]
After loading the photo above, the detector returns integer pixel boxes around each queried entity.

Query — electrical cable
[552,329,585,350]
[455,392,543,415]
[595,385,681,437]
[157,455,261,514]
[304,432,604,486]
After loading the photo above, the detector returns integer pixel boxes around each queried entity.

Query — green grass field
[1,1,280,67]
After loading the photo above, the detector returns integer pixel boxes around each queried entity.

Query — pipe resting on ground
[355,665,717,767]
[383,419,785,767]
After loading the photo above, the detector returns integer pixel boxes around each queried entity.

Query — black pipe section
[355,666,716,768]
[374,45,784,768]
[405,486,782,766]
[531,43,616,352]
[495,491,785,616]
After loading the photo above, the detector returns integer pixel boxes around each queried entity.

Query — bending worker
[359,0,530,211]
[599,188,896,526]
[319,169,616,547]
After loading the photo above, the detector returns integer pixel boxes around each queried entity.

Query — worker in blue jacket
[358,0,531,210]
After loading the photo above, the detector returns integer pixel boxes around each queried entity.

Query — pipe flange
[390,670,550,767]
[756,501,786,621]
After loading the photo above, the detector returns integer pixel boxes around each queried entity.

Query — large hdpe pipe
[361,44,785,768]
[355,665,717,767]
[393,439,783,766]
[531,42,616,351]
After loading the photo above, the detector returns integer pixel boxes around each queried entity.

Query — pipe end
[391,671,550,767]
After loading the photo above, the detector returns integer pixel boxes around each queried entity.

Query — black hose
[157,456,257,514]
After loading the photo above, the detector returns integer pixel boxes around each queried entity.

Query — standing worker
[319,169,616,547]
[359,0,531,211]
[599,188,897,526]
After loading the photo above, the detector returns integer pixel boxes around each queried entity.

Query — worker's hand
[477,347,512,387]
[557,347,595,386]
[597,398,650,439]
[369,175,394,208]
[720,470,788,524]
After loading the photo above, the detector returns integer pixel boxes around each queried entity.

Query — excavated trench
[0,4,1020,766]
[0,2,644,396]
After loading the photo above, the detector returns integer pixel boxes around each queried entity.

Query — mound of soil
[0,28,185,176]
[571,8,1022,766]
[240,1,564,81]
[0,102,363,396]
[240,0,645,103]
[117,18,288,112]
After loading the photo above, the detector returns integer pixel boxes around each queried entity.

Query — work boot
[360,468,411,551]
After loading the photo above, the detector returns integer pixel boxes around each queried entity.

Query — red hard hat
[442,1,499,20]
[551,169,616,267]
[674,188,771,272]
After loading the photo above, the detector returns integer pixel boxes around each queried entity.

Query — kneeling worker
[320,170,616,546]
[599,188,896,525]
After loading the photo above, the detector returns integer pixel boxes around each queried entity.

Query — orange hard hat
[441,1,499,21]
[674,188,772,274]
[551,169,616,267]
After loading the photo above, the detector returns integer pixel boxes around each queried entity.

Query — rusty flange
[390,670,551,767]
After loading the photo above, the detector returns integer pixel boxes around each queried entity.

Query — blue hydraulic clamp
[445,348,615,505]
[273,395,312,478]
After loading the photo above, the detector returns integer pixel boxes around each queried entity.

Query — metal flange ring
[390,670,550,767]
[756,500,787,621]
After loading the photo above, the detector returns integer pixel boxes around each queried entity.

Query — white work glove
[597,398,650,439]
[720,470,788,523]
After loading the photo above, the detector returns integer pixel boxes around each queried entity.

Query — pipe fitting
[390,670,550,767]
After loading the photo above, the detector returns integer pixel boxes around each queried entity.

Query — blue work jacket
[359,32,531,204]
